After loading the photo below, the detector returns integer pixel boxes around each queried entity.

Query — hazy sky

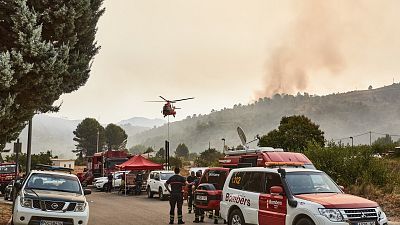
[51,0,400,123]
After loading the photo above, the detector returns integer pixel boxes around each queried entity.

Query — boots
[178,220,185,224]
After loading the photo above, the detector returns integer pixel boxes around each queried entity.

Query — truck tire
[228,209,245,225]
[147,186,153,198]
[295,217,315,225]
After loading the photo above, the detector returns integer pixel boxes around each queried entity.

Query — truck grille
[32,200,75,211]
[340,208,378,221]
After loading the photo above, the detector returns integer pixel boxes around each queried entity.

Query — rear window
[200,170,228,190]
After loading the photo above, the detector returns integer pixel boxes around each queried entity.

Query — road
[86,191,219,225]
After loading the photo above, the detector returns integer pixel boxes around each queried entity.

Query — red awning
[116,155,163,171]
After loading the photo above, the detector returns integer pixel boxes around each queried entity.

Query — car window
[200,170,228,190]
[150,173,154,179]
[242,172,265,193]
[154,173,160,180]
[229,172,244,190]
[264,173,282,193]
[26,173,82,194]
[286,172,341,195]
[160,173,174,180]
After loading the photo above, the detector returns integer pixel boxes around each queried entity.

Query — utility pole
[26,118,32,174]
[369,131,372,146]
[96,129,99,153]
[350,137,354,148]
[221,138,226,154]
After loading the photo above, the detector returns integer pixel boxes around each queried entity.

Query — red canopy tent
[116,155,163,171]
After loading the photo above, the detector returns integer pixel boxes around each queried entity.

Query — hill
[4,116,161,158]
[130,84,400,153]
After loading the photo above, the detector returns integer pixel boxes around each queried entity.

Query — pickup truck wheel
[295,217,315,225]
[228,209,244,225]
[159,188,165,201]
[147,186,153,198]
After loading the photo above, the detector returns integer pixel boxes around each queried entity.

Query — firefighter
[193,170,204,223]
[186,171,196,213]
[165,167,186,224]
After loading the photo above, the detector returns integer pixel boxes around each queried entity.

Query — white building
[51,159,75,169]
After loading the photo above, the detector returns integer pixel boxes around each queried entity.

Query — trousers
[169,193,183,221]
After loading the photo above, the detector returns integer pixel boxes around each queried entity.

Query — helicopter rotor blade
[171,97,194,103]
[159,96,169,102]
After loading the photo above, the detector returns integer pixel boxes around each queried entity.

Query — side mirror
[84,189,92,195]
[14,181,22,190]
[155,177,160,181]
[270,186,284,196]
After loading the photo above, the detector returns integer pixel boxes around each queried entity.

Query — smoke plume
[257,0,377,97]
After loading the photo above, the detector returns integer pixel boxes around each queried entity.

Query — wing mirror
[84,189,92,195]
[270,186,284,196]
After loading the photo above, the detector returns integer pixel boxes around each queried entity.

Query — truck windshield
[0,165,16,174]
[200,170,228,190]
[26,173,82,194]
[286,171,341,195]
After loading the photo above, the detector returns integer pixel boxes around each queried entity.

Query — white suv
[220,167,388,225]
[13,170,91,225]
[94,171,130,191]
[146,170,175,200]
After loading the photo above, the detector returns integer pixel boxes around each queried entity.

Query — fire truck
[89,150,130,178]
[0,162,18,194]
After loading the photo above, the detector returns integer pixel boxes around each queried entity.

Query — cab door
[258,173,287,225]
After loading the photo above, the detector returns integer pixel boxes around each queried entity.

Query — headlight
[20,197,33,208]
[75,202,87,212]
[377,207,387,221]
[319,208,344,222]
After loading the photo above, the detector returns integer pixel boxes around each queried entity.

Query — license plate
[196,195,207,201]
[40,220,63,225]
[355,222,375,225]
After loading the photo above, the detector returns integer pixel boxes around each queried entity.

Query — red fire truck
[0,162,18,194]
[89,150,130,178]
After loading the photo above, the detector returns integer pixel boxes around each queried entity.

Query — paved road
[86,191,219,225]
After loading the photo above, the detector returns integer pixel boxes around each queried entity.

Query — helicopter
[147,96,194,117]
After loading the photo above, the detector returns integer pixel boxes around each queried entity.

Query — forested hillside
[130,84,400,153]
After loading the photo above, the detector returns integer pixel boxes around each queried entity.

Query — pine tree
[73,118,106,157]
[0,0,104,149]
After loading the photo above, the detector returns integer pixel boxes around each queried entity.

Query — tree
[129,144,147,155]
[372,134,397,154]
[258,115,325,152]
[156,148,165,158]
[188,152,198,161]
[195,148,223,167]
[73,118,105,157]
[0,0,104,150]
[175,143,189,159]
[105,124,127,150]
[6,151,53,172]
[144,147,154,154]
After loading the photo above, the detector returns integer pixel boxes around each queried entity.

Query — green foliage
[73,118,105,157]
[195,148,223,167]
[175,143,189,159]
[0,0,104,149]
[156,148,166,158]
[259,115,325,152]
[105,123,128,150]
[371,134,398,154]
[188,152,198,161]
[5,151,53,172]
[75,157,85,166]
[129,144,147,155]
[144,147,154,154]
[149,156,182,168]
[304,143,395,189]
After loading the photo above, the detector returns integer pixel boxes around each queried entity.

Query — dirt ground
[0,203,11,225]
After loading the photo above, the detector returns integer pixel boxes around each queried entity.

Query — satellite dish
[237,127,247,146]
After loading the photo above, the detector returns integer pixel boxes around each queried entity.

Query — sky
[51,0,400,124]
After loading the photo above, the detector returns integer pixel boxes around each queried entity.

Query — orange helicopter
[147,96,194,117]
